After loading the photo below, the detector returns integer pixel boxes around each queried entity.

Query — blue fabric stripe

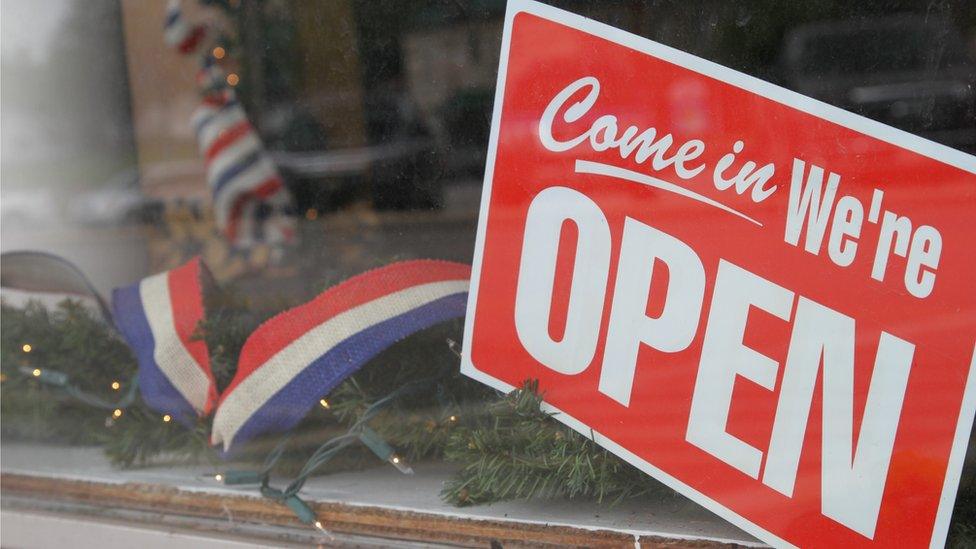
[112,284,197,426]
[165,9,179,28]
[193,100,240,137]
[226,292,468,451]
[211,149,262,195]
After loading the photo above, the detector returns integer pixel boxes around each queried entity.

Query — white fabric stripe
[231,200,258,247]
[164,23,189,48]
[198,106,248,153]
[212,279,469,449]
[212,155,277,228]
[264,186,291,207]
[190,104,221,135]
[206,132,262,182]
[259,189,296,245]
[198,107,248,153]
[200,65,223,81]
[140,273,211,414]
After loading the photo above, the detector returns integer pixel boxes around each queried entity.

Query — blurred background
[2,0,974,300]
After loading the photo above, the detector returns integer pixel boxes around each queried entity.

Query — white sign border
[460,1,976,547]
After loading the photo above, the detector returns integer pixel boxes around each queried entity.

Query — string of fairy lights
[4,1,464,535]
[16,341,137,423]
[11,335,466,537]
[208,342,467,534]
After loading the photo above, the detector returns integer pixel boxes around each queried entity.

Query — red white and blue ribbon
[191,91,296,247]
[164,1,297,249]
[197,55,226,94]
[210,260,470,451]
[164,0,207,55]
[112,258,218,425]
[109,258,470,451]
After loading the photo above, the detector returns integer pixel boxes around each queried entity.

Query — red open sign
[461,1,976,547]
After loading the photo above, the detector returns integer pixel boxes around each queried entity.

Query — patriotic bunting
[112,258,217,425]
[191,92,295,246]
[166,0,297,250]
[196,55,226,94]
[130,0,469,454]
[108,258,470,452]
[211,260,471,451]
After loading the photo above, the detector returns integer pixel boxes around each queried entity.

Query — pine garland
[1,300,135,445]
[440,380,671,506]
[0,297,658,502]
[2,296,973,547]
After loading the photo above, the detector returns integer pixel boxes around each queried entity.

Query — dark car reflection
[780,15,976,153]
[264,86,444,215]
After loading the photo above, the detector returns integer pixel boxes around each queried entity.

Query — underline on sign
[574,160,764,227]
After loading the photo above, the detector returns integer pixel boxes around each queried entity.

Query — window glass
[2,1,973,547]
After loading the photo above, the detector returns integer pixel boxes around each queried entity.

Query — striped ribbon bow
[112,258,217,425]
[112,258,470,452]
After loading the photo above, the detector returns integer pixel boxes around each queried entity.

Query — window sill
[1,443,760,547]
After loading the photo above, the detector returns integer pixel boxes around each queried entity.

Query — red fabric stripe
[218,260,471,402]
[166,258,217,414]
[201,91,231,107]
[252,178,282,199]
[205,120,253,163]
[178,25,206,54]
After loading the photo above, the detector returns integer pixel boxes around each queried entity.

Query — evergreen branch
[1,300,135,444]
[440,380,673,506]
[4,296,973,543]
[100,407,216,468]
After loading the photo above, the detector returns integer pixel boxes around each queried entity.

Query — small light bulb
[22,344,32,353]
[110,381,121,390]
[212,46,225,59]
[214,473,223,482]
[32,368,42,377]
[162,414,172,423]
[226,73,239,86]
[319,398,330,409]
[388,454,414,475]
[112,408,123,419]
[312,520,334,540]
[449,415,457,422]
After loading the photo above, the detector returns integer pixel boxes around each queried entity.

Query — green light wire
[239,364,451,526]
[19,365,139,410]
